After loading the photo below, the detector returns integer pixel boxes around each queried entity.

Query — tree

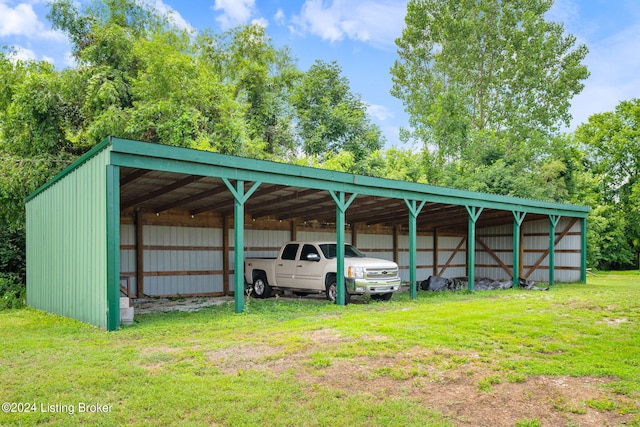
[391,0,589,164]
[292,60,384,168]
[198,24,301,158]
[576,99,640,268]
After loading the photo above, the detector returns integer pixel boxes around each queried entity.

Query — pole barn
[25,137,590,330]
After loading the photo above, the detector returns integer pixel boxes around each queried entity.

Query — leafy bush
[0,275,25,310]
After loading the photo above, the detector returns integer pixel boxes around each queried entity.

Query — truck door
[275,243,299,287]
[295,244,325,291]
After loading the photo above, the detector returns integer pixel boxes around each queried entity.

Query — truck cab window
[281,244,299,260]
[300,244,319,260]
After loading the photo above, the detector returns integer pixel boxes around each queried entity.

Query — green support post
[466,206,483,291]
[404,199,427,299]
[329,191,357,306]
[106,165,121,331]
[549,215,561,286]
[512,211,526,289]
[580,217,587,284]
[223,179,261,313]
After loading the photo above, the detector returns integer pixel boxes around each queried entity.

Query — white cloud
[274,8,285,25]
[0,3,39,37]
[367,103,393,121]
[0,3,66,40]
[213,0,256,29]
[251,17,268,29]
[64,51,77,68]
[0,2,65,40]
[145,0,194,32]
[568,23,640,129]
[292,0,406,48]
[7,45,36,62]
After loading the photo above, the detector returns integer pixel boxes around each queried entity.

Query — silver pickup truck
[244,241,401,303]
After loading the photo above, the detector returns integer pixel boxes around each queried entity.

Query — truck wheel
[326,279,350,305]
[371,293,393,302]
[252,273,272,299]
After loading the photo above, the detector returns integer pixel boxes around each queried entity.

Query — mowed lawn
[1,272,639,427]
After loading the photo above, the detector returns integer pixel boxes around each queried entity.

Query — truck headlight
[347,266,365,279]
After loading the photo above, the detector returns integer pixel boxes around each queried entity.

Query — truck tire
[325,277,350,305]
[252,273,272,299]
[371,293,393,302]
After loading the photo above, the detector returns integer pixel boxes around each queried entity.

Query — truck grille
[365,268,398,279]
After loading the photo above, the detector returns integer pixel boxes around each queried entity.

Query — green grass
[1,272,639,426]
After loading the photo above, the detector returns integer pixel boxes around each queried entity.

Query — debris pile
[420,276,549,292]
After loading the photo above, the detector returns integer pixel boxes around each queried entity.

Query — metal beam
[106,165,120,331]
[329,191,357,305]
[581,217,588,284]
[190,182,284,216]
[110,142,590,219]
[249,189,324,219]
[405,199,427,299]
[120,169,151,186]
[223,179,261,313]
[155,184,228,213]
[549,215,561,286]
[121,175,205,210]
[466,206,484,291]
[135,209,144,297]
[512,211,526,288]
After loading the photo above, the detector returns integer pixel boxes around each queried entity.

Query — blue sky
[1,0,639,147]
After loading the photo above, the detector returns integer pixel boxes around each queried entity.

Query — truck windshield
[318,244,365,259]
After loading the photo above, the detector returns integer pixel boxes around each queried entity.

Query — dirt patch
[209,329,637,426]
[132,296,233,314]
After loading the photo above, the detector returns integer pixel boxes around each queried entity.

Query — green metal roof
[26,136,590,220]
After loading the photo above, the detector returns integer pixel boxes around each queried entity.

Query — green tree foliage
[0,0,387,303]
[199,25,301,157]
[576,99,640,269]
[292,60,384,168]
[391,0,589,165]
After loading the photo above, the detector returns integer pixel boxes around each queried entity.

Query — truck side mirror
[305,253,321,262]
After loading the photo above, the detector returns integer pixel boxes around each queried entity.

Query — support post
[404,199,427,299]
[392,226,399,265]
[223,215,230,295]
[512,211,526,288]
[106,165,121,331]
[135,209,144,298]
[433,228,439,276]
[581,217,587,284]
[465,206,483,291]
[223,179,261,313]
[549,215,561,286]
[329,191,358,305]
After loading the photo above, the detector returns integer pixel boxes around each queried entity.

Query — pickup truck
[245,241,401,303]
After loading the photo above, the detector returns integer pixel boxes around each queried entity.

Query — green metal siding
[26,147,111,329]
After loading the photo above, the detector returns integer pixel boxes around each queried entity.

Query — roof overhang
[27,137,590,233]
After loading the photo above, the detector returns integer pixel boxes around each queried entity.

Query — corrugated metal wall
[26,148,111,329]
[120,223,225,297]
[120,223,137,294]
[522,217,582,282]
[117,215,583,298]
[476,217,582,283]
[476,223,512,280]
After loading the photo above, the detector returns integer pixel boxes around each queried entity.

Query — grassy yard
[1,272,639,426]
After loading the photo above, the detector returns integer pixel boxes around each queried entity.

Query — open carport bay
[26,137,589,329]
